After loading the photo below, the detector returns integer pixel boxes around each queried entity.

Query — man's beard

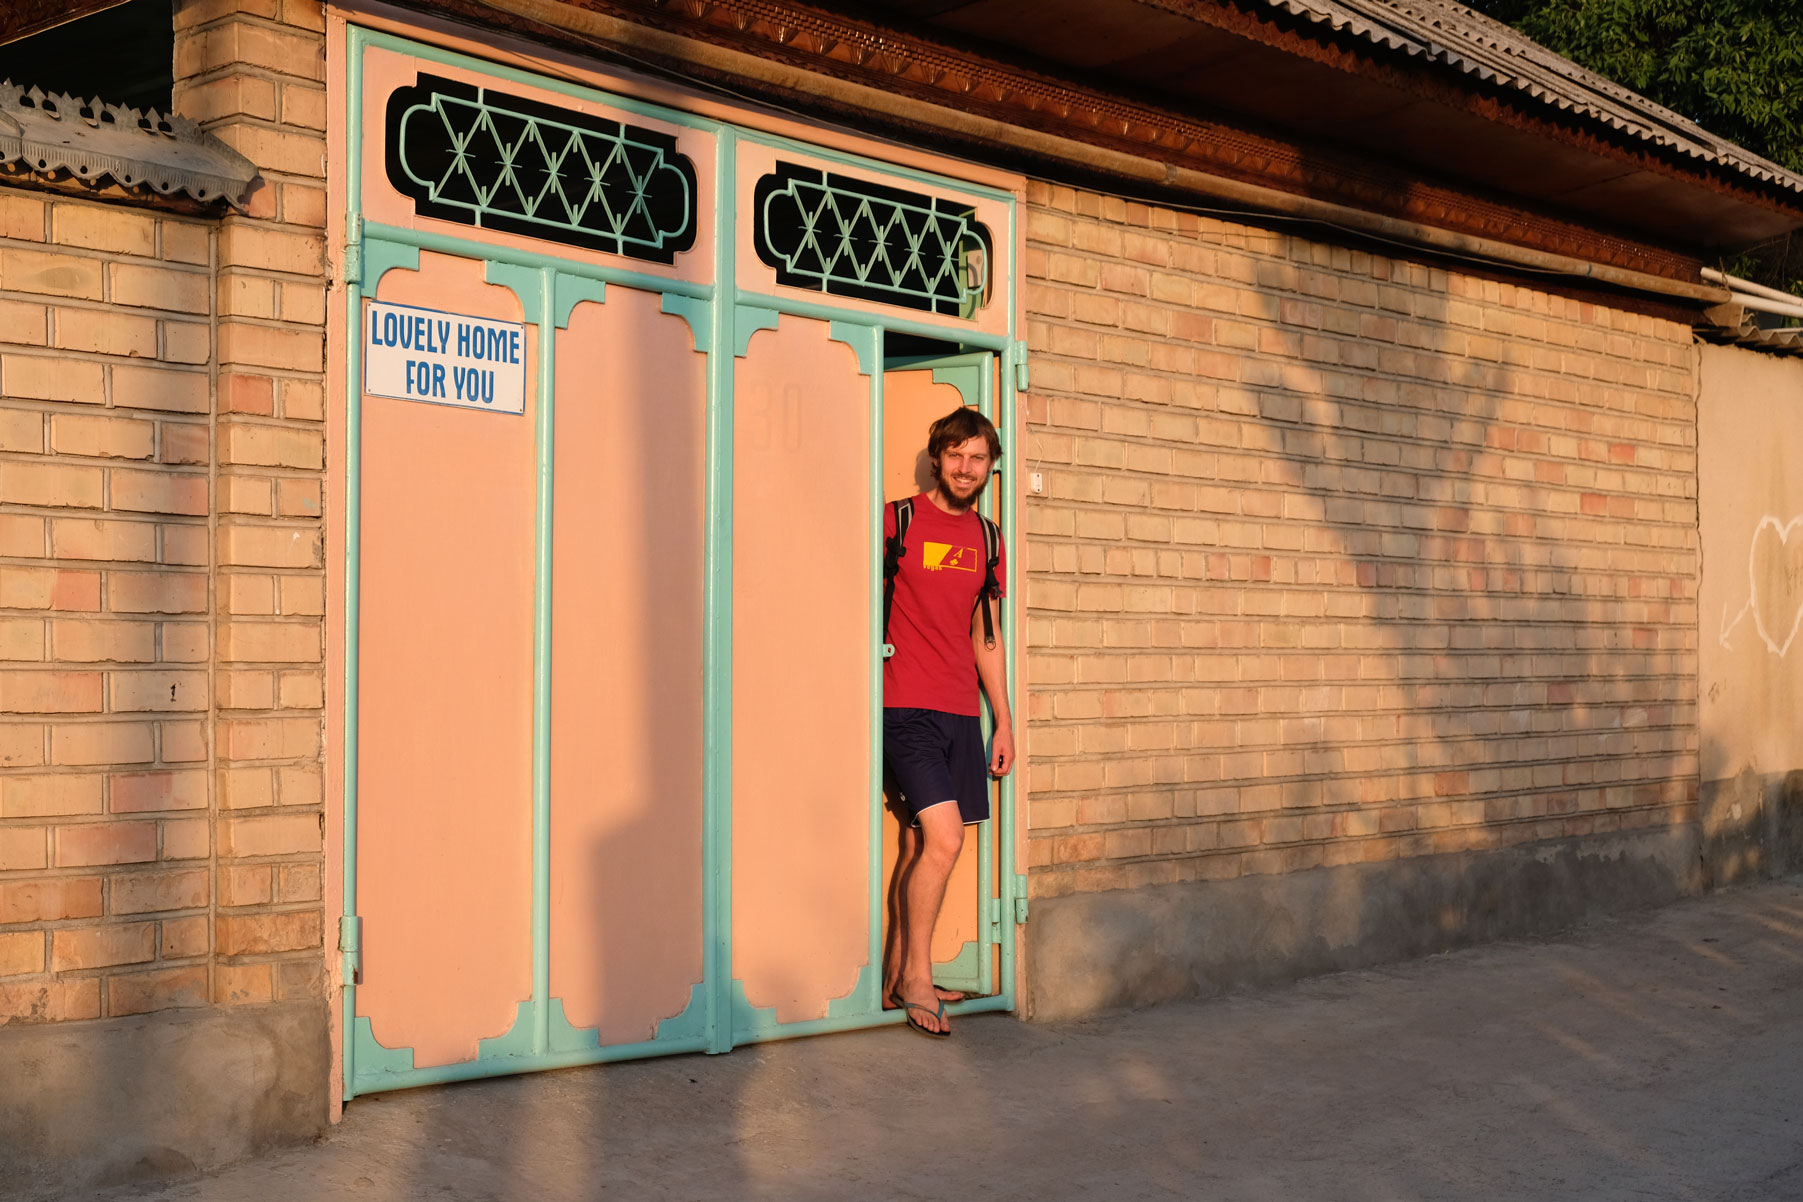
[935,468,990,510]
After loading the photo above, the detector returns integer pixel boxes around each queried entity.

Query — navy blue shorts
[883,707,991,826]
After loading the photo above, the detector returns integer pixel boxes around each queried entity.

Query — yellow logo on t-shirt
[923,542,980,572]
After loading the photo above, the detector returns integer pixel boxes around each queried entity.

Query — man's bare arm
[972,594,1013,777]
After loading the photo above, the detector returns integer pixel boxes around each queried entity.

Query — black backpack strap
[974,513,1001,650]
[882,498,912,659]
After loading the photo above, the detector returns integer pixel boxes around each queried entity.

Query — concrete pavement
[62,878,1803,1202]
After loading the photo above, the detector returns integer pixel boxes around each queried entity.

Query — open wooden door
[880,349,1004,999]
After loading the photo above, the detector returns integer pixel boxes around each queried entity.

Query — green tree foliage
[1473,0,1803,286]
[1475,0,1803,171]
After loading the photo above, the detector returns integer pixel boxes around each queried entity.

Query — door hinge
[1007,339,1029,392]
[342,216,363,287]
[988,896,1003,934]
[1013,874,1029,924]
[338,915,362,985]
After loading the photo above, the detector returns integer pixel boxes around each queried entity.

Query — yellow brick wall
[0,0,328,1026]
[0,195,220,1021]
[1020,183,1700,900]
[175,0,328,1008]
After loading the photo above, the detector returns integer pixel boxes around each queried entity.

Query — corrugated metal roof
[1257,0,1803,197]
[0,79,256,207]
[1698,310,1803,358]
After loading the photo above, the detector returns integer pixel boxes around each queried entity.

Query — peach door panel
[732,317,872,1023]
[548,290,708,1045]
[879,366,985,973]
[356,252,537,1067]
[882,368,964,502]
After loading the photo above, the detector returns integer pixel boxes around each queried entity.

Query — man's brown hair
[926,406,1003,464]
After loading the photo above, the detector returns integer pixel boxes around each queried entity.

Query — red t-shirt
[883,493,1007,717]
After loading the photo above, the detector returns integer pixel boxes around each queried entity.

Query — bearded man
[881,406,1014,1038]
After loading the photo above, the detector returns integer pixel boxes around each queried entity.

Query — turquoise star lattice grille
[753,163,990,318]
[384,75,698,264]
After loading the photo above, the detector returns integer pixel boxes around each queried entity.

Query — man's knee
[920,809,964,860]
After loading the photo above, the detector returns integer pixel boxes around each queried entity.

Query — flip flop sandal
[886,987,968,1008]
[900,998,950,1039]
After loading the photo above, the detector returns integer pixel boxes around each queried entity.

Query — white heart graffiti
[1720,514,1803,655]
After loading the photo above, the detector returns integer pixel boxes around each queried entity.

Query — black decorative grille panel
[384,74,698,263]
[752,163,990,317]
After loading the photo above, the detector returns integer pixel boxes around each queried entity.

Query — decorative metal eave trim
[440,0,1702,282]
[0,1,129,47]
[1244,0,1803,198]
[0,80,258,208]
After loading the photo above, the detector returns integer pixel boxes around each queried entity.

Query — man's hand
[972,591,1013,778]
[989,726,1014,778]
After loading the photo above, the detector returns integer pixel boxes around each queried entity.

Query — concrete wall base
[1699,770,1803,888]
[1,999,328,1201]
[1026,826,1704,1021]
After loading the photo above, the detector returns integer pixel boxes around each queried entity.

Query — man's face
[934,434,994,509]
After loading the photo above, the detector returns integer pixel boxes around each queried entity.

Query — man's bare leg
[883,818,916,1003]
[884,818,967,1007]
[894,802,964,1034]
[883,820,915,1004]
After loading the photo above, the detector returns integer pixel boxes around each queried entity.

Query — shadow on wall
[1237,246,1698,847]
[1697,767,1803,887]
[1023,188,1707,1016]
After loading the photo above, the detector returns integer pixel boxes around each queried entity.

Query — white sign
[363,300,527,414]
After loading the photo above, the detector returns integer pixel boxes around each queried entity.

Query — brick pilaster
[174,0,329,1006]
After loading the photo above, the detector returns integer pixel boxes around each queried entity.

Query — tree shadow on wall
[1024,186,1702,1013]
[1217,228,1700,887]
